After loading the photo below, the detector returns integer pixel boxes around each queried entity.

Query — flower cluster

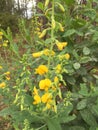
[4,71,11,80]
[32,48,55,58]
[32,39,70,112]
[35,65,48,75]
[56,41,67,51]
[32,78,57,111]
[32,64,61,111]
[39,78,51,91]
[58,53,70,60]
[0,69,11,89]
[0,82,6,88]
[0,31,9,47]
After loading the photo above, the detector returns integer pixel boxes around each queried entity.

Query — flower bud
[45,0,49,7]
[39,29,47,38]
[57,3,65,12]
[52,19,56,29]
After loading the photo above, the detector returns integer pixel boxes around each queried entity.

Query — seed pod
[45,0,49,7]
[58,23,64,32]
[39,29,47,38]
[57,3,65,12]
[52,19,56,29]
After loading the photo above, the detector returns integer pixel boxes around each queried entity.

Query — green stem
[4,48,8,65]
[35,124,46,130]
[47,0,55,70]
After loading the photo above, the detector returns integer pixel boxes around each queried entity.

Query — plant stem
[47,0,55,70]
[35,124,46,130]
[4,48,8,65]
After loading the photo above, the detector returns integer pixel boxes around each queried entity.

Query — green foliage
[0,13,19,32]
[0,0,98,130]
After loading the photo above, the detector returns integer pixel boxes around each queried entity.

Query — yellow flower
[46,103,51,109]
[52,86,56,91]
[0,66,3,69]
[6,76,10,80]
[62,42,67,47]
[65,53,70,60]
[3,42,7,47]
[42,93,54,110]
[2,40,8,47]
[4,71,10,80]
[0,32,3,35]
[33,86,38,95]
[41,93,52,103]
[54,76,59,83]
[35,65,48,75]
[43,49,55,56]
[55,64,61,73]
[33,95,41,104]
[0,82,6,88]
[4,71,10,75]
[59,53,70,60]
[56,41,67,50]
[32,52,42,58]
[39,79,52,91]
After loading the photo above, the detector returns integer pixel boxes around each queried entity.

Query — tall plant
[0,0,98,130]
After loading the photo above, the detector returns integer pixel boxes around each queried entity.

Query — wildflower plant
[0,0,98,130]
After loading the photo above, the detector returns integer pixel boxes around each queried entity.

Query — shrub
[0,0,98,130]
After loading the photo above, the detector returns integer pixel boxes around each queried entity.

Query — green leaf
[72,18,86,29]
[89,126,97,130]
[58,104,76,123]
[92,104,98,116]
[75,31,83,36]
[92,31,98,41]
[80,57,91,63]
[0,107,13,116]
[65,0,75,6]
[63,29,76,37]
[84,9,96,20]
[80,109,97,126]
[93,74,98,79]
[59,114,76,123]
[73,63,81,70]
[37,2,44,11]
[10,42,19,57]
[66,76,76,85]
[79,83,89,96]
[83,47,90,55]
[46,118,62,130]
[45,38,52,44]
[58,104,73,116]
[68,126,85,130]
[77,99,87,110]
[72,50,79,60]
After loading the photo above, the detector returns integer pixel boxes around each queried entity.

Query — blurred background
[0,0,36,32]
